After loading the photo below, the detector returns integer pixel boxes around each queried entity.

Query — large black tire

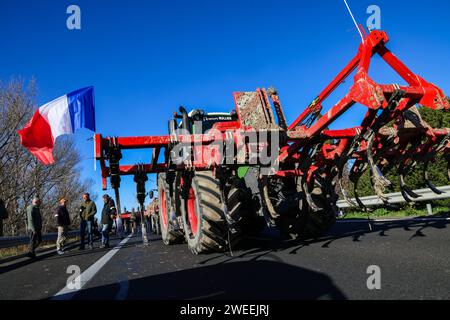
[181,171,229,254]
[265,177,308,240]
[273,178,336,240]
[274,200,309,240]
[157,173,184,245]
[300,186,337,240]
[225,181,265,237]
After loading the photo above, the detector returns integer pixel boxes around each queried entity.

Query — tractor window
[193,115,237,134]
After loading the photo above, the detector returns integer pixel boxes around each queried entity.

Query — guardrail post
[426,203,433,216]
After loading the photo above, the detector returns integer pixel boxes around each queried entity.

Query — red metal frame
[95,30,449,191]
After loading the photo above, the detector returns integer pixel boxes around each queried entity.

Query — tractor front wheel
[181,171,229,254]
[157,173,184,245]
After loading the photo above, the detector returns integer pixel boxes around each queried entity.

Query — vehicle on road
[95,30,450,254]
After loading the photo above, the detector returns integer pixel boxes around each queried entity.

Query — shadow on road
[312,218,449,249]
[68,260,347,300]
[198,217,450,265]
[0,235,156,275]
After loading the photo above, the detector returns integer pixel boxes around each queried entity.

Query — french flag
[18,87,96,165]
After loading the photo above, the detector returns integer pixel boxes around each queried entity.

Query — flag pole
[93,134,97,172]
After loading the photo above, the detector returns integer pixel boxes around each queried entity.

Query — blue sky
[1,0,449,215]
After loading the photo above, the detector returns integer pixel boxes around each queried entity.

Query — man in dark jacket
[101,194,116,248]
[130,208,137,234]
[55,198,71,255]
[0,198,8,237]
[27,197,42,258]
[79,193,97,250]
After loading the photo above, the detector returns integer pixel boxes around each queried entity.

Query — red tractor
[95,30,450,254]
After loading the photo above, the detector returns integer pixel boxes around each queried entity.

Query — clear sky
[1,0,449,215]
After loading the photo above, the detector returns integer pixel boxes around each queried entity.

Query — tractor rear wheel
[157,173,184,245]
[301,186,337,239]
[226,183,266,237]
[181,171,229,254]
[274,200,309,240]
[272,177,337,240]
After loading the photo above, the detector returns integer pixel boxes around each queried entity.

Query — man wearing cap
[27,197,42,258]
[79,193,97,250]
[55,198,71,255]
[101,194,116,248]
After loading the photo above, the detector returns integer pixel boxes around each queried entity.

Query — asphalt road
[1,217,449,300]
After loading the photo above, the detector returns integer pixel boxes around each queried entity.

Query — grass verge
[0,236,79,260]
[342,206,450,220]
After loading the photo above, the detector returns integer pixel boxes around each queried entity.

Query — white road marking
[52,234,132,300]
[337,217,450,223]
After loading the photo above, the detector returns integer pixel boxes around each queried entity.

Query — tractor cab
[170,107,238,135]
[190,110,239,134]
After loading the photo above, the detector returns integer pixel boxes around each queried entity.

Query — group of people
[123,209,139,235]
[25,193,118,258]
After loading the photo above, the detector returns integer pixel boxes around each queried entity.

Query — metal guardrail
[0,230,79,249]
[337,185,450,209]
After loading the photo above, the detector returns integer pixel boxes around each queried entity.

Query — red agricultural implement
[95,30,450,254]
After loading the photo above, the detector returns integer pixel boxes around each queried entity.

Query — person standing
[79,193,97,250]
[101,194,116,248]
[0,198,8,237]
[144,208,151,235]
[55,198,71,255]
[123,213,129,235]
[130,208,137,234]
[27,197,42,258]
[149,198,160,235]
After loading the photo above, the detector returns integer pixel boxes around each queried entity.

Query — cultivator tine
[398,160,420,203]
[441,153,450,181]
[447,160,450,182]
[366,130,392,204]
[422,134,450,192]
[303,179,322,212]
[446,155,450,182]
[339,177,358,207]
[400,186,414,204]
[349,162,374,229]
[371,166,391,203]
[337,141,359,207]
[423,159,444,195]
[349,161,371,212]
[298,144,326,212]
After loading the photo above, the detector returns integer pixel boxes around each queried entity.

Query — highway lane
[0,236,129,300]
[1,217,449,300]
